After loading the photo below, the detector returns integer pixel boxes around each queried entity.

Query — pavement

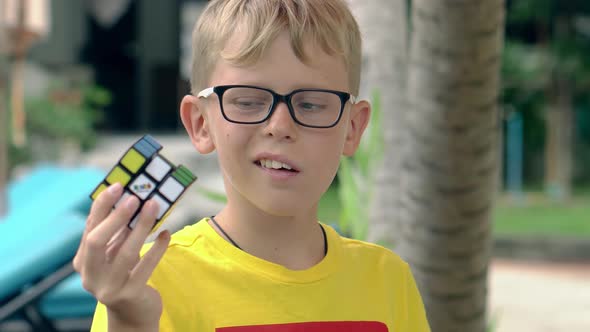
[490,259,590,332]
[23,133,590,331]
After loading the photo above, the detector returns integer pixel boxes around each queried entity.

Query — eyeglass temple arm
[197,87,215,98]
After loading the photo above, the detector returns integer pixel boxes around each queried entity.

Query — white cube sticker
[151,194,171,220]
[159,177,184,202]
[129,174,156,200]
[146,156,172,181]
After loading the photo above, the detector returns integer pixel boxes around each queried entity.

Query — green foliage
[197,186,228,204]
[486,311,501,332]
[336,157,367,239]
[8,82,110,171]
[502,41,551,92]
[336,90,383,240]
[25,84,109,149]
[501,41,549,184]
[507,0,553,24]
[318,184,341,223]
[504,0,590,99]
[502,1,590,187]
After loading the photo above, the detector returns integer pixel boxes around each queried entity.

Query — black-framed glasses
[197,85,357,128]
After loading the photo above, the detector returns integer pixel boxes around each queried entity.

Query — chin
[254,198,315,218]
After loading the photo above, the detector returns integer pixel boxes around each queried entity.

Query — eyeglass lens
[221,87,342,127]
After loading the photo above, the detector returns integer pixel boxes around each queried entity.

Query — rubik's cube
[90,135,197,231]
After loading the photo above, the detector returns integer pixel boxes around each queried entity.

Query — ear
[342,100,371,156]
[180,95,216,154]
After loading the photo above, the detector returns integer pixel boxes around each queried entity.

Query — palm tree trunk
[399,1,505,331]
[347,0,408,247]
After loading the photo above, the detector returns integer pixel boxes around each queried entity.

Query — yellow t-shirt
[91,219,430,331]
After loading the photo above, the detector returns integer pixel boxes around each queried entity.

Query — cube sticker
[151,193,171,220]
[146,156,172,181]
[89,135,197,231]
[133,140,157,159]
[106,166,131,186]
[159,177,184,202]
[129,174,156,200]
[91,183,107,200]
[121,148,146,173]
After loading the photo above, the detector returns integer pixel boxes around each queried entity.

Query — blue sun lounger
[0,166,104,331]
[39,273,96,320]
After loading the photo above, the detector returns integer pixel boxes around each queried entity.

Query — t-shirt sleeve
[404,264,431,331]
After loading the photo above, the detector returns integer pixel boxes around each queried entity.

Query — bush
[7,83,111,172]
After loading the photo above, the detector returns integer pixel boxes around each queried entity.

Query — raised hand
[73,183,170,331]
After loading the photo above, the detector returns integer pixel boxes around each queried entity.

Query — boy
[74,0,431,331]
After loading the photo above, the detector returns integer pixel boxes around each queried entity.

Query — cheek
[215,125,252,169]
[329,128,349,172]
[308,131,347,183]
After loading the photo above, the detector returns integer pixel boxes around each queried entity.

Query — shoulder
[342,235,407,265]
[326,225,410,275]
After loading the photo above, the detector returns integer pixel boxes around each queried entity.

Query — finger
[87,183,123,232]
[88,195,140,248]
[83,196,140,275]
[75,184,123,270]
[111,200,159,272]
[120,199,159,256]
[105,227,131,262]
[130,230,170,285]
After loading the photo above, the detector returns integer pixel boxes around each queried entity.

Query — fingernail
[159,230,170,241]
[108,183,122,194]
[125,195,139,212]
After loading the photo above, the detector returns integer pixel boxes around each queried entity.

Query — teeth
[259,159,293,170]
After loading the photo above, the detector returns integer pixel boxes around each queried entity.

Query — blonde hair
[191,0,362,95]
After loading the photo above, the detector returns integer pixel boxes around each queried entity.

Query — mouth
[254,159,299,173]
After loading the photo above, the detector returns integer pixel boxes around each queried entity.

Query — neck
[212,198,326,270]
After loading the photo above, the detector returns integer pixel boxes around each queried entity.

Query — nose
[264,101,298,140]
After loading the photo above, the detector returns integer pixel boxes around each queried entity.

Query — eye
[296,101,327,112]
[229,98,269,110]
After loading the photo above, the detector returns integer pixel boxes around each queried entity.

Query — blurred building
[27,0,206,132]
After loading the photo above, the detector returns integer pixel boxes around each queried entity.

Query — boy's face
[181,30,370,217]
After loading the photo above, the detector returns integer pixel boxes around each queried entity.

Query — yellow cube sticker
[106,166,131,186]
[121,148,146,173]
[91,183,108,200]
